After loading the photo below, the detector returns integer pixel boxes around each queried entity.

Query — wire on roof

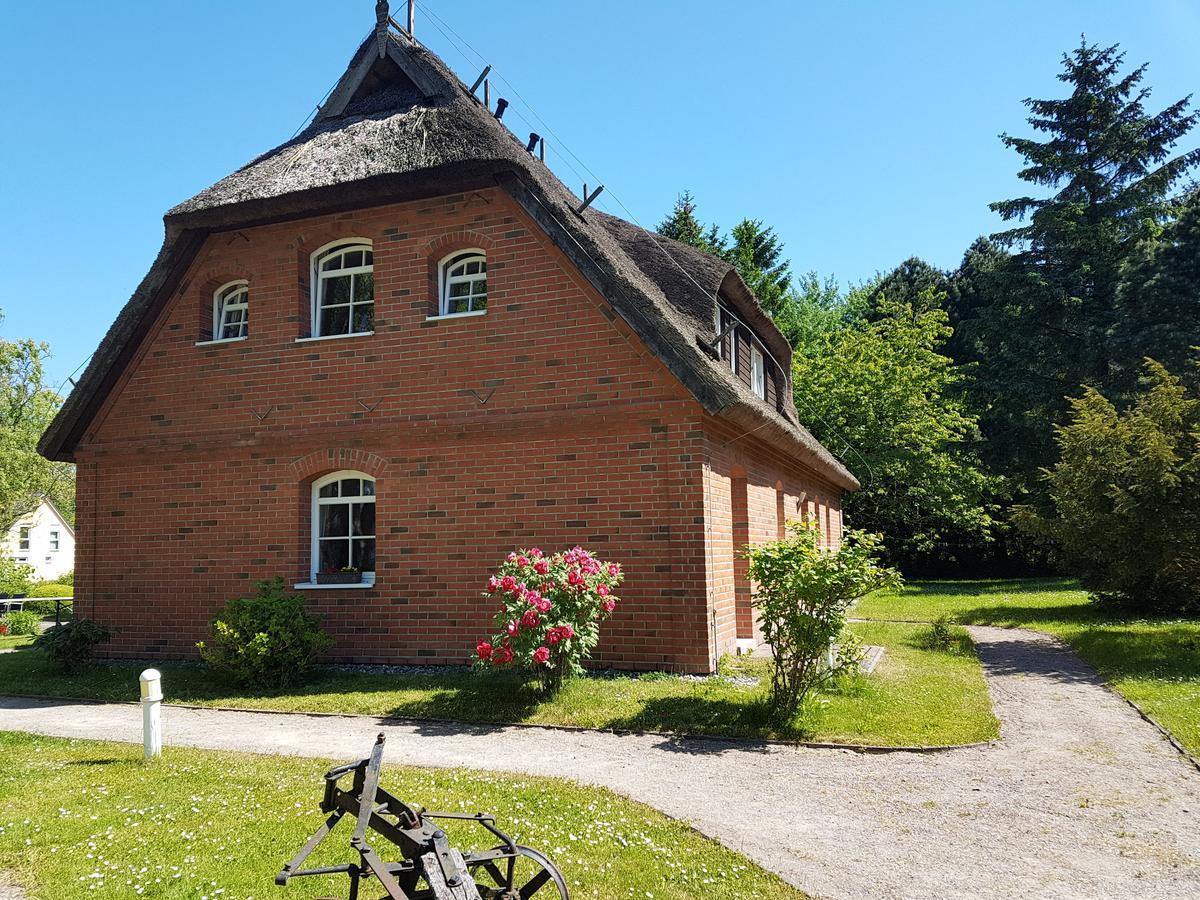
[411,2,875,488]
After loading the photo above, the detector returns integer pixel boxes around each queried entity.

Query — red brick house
[39,10,857,673]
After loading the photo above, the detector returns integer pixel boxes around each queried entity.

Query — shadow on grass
[900,577,1081,597]
[951,603,1104,627]
[1065,623,1200,682]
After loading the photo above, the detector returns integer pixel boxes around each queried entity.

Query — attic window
[751,345,766,399]
[312,240,375,338]
[438,251,488,317]
[213,281,249,341]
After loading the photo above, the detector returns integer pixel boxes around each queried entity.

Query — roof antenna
[494,98,509,120]
[407,0,416,36]
[375,0,390,57]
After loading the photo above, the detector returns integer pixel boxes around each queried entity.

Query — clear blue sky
[2,0,1198,390]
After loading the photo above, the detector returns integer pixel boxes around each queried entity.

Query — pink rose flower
[517,555,530,567]
[602,599,616,613]
[507,551,518,562]
[492,646,513,665]
[500,575,516,592]
[547,628,562,645]
[487,575,501,592]
[506,620,519,637]
[567,569,584,587]
[532,646,550,665]
[608,563,621,577]
[537,598,552,613]
[530,547,543,558]
[476,641,493,659]
[521,609,539,629]
[597,584,609,597]
[558,623,575,640]
[533,559,550,575]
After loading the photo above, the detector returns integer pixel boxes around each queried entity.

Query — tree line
[660,39,1200,599]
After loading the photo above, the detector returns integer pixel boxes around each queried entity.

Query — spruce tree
[1115,190,1200,385]
[974,38,1200,493]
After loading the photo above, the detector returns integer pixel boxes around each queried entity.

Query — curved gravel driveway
[1,626,1197,899]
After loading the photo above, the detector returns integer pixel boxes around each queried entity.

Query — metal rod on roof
[484,79,491,107]
[469,65,492,97]
[576,184,604,215]
[494,98,509,120]
[407,0,415,35]
[539,138,545,162]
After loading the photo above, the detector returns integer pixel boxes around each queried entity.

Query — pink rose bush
[475,546,623,690]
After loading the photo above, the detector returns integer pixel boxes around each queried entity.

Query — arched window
[312,240,374,337]
[311,472,376,580]
[438,250,488,316]
[213,280,249,341]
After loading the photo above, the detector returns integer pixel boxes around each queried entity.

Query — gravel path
[1,626,1197,899]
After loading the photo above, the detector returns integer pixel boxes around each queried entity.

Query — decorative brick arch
[419,228,497,260]
[288,448,390,483]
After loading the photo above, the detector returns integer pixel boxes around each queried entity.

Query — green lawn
[857,579,1200,756]
[0,620,997,747]
[0,633,35,650]
[0,731,803,900]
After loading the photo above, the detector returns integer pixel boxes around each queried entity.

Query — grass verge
[0,633,35,651]
[856,579,1200,756]
[0,621,997,747]
[0,730,802,899]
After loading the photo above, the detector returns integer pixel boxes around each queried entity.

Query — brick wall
[701,415,844,659]
[74,187,842,672]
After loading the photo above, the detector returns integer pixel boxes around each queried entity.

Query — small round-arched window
[213,280,249,341]
[311,472,376,578]
[439,250,488,316]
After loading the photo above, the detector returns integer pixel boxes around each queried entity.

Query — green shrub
[1015,359,1200,613]
[26,583,74,598]
[746,521,902,721]
[34,618,112,671]
[20,597,72,618]
[51,570,74,586]
[918,614,966,654]
[197,577,332,688]
[0,556,33,597]
[2,610,41,635]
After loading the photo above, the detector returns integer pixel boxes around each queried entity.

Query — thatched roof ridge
[39,26,857,491]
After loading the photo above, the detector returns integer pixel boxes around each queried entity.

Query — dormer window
[213,281,249,341]
[439,250,488,317]
[751,345,766,399]
[312,240,374,337]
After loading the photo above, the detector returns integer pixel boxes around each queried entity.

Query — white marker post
[139,668,163,760]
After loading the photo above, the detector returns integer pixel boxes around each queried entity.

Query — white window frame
[49,530,59,552]
[437,249,488,317]
[310,239,375,339]
[212,280,249,342]
[17,526,30,552]
[751,344,766,399]
[309,471,376,583]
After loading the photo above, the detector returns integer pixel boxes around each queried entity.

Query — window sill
[426,310,487,322]
[294,332,375,344]
[195,336,248,347]
[294,576,376,590]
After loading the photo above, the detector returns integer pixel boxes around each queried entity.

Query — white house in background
[4,500,74,582]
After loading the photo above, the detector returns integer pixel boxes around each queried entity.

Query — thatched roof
[39,21,857,492]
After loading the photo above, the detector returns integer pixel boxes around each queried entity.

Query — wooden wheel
[468,845,569,899]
